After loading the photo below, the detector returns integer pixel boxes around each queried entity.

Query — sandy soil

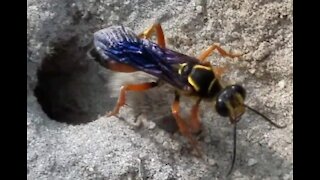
[27,0,292,179]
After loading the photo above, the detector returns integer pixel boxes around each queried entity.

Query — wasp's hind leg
[138,23,166,48]
[107,82,159,117]
[171,92,202,157]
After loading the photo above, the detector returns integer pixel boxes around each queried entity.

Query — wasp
[88,23,286,175]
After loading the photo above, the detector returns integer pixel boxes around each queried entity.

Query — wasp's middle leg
[107,82,158,117]
[138,23,166,48]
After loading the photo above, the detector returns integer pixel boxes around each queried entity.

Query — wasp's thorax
[178,63,223,98]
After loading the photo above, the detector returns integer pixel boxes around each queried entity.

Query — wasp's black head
[215,85,246,123]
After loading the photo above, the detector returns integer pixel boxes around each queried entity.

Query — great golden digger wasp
[88,23,286,175]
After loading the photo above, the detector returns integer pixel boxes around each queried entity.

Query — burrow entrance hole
[34,37,115,124]
[33,37,179,132]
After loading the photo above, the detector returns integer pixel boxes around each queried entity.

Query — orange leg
[171,92,202,156]
[107,82,158,116]
[189,98,202,134]
[138,23,166,48]
[197,44,242,62]
[212,66,227,80]
[197,44,242,78]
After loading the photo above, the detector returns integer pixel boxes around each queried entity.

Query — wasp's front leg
[189,98,202,134]
[107,82,158,117]
[171,91,202,157]
[197,44,242,62]
[197,44,243,78]
[138,23,166,48]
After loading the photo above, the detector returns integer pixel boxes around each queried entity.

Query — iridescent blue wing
[92,26,199,90]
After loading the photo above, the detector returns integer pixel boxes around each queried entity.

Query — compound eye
[216,97,229,117]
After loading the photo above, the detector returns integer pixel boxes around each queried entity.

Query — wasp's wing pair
[92,26,199,90]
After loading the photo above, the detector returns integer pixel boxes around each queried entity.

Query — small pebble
[207,158,216,165]
[147,121,156,129]
[196,6,203,13]
[249,68,256,74]
[162,141,169,148]
[248,158,258,166]
[278,80,286,89]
